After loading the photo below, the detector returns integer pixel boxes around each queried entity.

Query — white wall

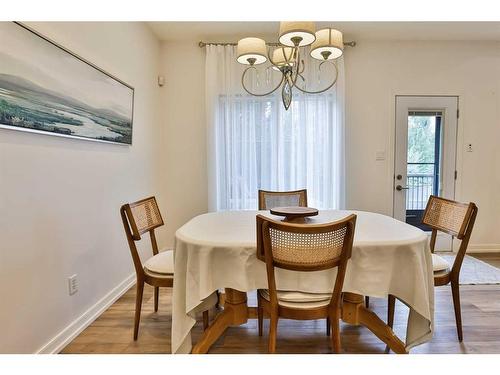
[0,22,165,353]
[159,42,208,244]
[159,39,500,250]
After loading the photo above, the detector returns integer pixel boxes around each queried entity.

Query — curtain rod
[198,40,356,48]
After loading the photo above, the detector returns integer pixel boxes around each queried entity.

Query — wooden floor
[61,253,500,354]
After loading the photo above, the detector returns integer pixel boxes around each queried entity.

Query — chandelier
[236,22,346,110]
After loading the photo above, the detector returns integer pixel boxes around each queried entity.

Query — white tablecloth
[172,210,434,354]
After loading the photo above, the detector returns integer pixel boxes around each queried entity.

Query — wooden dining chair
[387,195,478,341]
[256,213,357,353]
[120,196,210,340]
[258,189,369,310]
[258,189,308,210]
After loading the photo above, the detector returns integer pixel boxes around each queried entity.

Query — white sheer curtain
[206,44,345,211]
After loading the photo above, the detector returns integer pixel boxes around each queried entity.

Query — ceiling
[148,22,500,43]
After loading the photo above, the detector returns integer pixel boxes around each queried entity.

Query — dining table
[171,209,434,354]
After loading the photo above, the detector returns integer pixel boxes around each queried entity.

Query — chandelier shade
[278,22,316,47]
[236,37,267,65]
[271,47,295,67]
[310,28,344,61]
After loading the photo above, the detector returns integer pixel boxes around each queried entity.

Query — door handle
[396,185,409,191]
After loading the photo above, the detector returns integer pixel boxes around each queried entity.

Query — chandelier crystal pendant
[236,22,344,110]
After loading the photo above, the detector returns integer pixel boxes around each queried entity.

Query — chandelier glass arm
[294,61,339,94]
[290,48,302,85]
[241,66,285,97]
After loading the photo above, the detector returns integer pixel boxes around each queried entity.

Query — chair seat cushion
[259,289,332,309]
[144,250,174,275]
[432,253,451,272]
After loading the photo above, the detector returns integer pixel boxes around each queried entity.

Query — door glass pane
[406,112,442,229]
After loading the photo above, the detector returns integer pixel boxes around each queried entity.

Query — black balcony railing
[406,174,435,210]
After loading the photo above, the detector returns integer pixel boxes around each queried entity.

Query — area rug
[440,254,500,285]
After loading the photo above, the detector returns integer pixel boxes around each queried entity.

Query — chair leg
[133,281,144,340]
[326,317,331,336]
[154,287,159,312]
[257,294,263,337]
[330,312,341,353]
[387,294,396,329]
[365,296,370,308]
[451,280,463,341]
[203,310,209,331]
[268,312,278,354]
[216,289,221,309]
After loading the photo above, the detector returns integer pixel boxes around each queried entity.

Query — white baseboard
[416,233,499,254]
[36,273,136,354]
[466,244,500,253]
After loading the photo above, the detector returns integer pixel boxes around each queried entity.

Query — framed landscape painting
[0,22,134,145]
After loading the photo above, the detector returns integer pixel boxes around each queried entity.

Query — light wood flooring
[61,253,500,354]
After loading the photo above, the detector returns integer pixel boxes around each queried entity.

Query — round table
[172,210,434,354]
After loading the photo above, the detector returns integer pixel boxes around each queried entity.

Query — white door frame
[393,95,459,250]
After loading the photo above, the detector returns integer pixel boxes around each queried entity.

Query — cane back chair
[256,213,357,353]
[387,195,478,341]
[258,189,308,210]
[120,196,210,339]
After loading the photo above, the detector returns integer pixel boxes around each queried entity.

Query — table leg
[191,288,248,354]
[192,290,407,354]
[341,292,408,354]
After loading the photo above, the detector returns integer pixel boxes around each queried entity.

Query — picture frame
[0,22,135,145]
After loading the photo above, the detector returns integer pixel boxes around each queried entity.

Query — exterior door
[394,96,458,251]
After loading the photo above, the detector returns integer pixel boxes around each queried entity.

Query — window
[214,92,344,210]
[406,111,442,229]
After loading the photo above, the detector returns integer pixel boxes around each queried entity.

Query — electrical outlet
[466,143,473,152]
[68,274,78,295]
